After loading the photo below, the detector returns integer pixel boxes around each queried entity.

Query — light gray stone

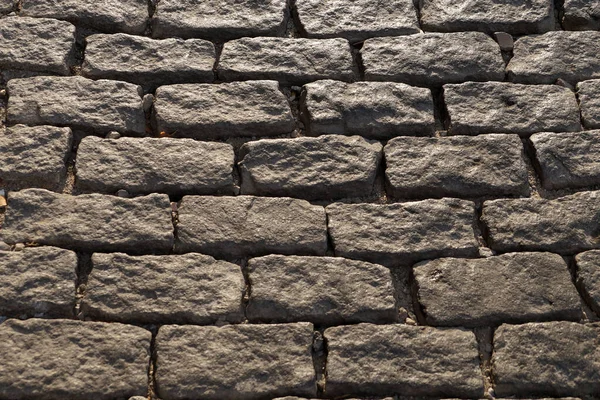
[2,189,174,253]
[0,0,13,12]
[575,250,600,316]
[0,319,150,400]
[300,80,435,138]
[361,32,504,86]
[153,80,295,139]
[325,323,483,397]
[218,37,356,85]
[7,76,145,135]
[444,82,581,135]
[563,0,600,30]
[577,79,600,129]
[384,134,530,199]
[156,323,316,400]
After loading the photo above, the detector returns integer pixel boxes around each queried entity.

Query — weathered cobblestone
[0,319,150,400]
[576,79,600,129]
[384,134,529,199]
[563,0,600,30]
[575,250,600,315]
[0,0,13,12]
[156,323,316,400]
[300,80,435,138]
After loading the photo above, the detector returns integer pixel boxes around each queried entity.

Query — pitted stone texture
[385,134,529,199]
[300,80,435,138]
[175,196,327,259]
[156,323,316,400]
[414,252,581,328]
[239,135,382,200]
[482,190,600,254]
[21,0,148,34]
[76,136,235,195]
[246,255,396,325]
[0,246,76,318]
[575,250,600,315]
[421,0,554,34]
[445,82,581,135]
[0,17,74,75]
[154,81,295,139]
[152,0,288,40]
[326,199,478,267]
[0,0,13,12]
[563,0,600,30]
[493,321,600,396]
[82,253,244,324]
[361,33,504,86]
[218,37,356,85]
[2,189,174,253]
[0,319,150,400]
[0,125,72,191]
[82,33,215,86]
[7,76,145,135]
[577,79,600,129]
[325,323,483,397]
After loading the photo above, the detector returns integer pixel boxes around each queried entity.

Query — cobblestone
[575,250,600,315]
[576,79,600,129]
[562,0,600,30]
[0,0,13,12]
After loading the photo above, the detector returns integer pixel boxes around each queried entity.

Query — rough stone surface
[156,323,316,400]
[325,323,483,397]
[0,0,13,12]
[326,199,479,267]
[444,82,582,135]
[575,250,600,315]
[576,79,600,129]
[154,81,295,139]
[218,37,356,85]
[563,0,600,30]
[0,319,150,400]
[2,189,174,253]
[493,321,600,396]
[76,136,235,195]
[300,80,435,138]
[361,32,504,86]
[7,76,145,135]
[82,253,244,324]
[238,135,382,200]
[175,196,327,259]
[384,134,530,199]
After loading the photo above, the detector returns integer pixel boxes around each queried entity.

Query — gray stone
[493,321,600,396]
[575,250,600,315]
[0,125,72,191]
[82,33,215,86]
[325,323,483,397]
[0,17,74,75]
[154,81,295,139]
[414,252,581,328]
[76,136,235,195]
[218,37,356,85]
[563,0,600,30]
[300,80,435,138]
[326,198,479,267]
[384,134,530,199]
[82,252,244,324]
[2,189,174,253]
[577,79,600,129]
[0,0,13,12]
[361,32,504,86]
[495,32,514,51]
[0,246,76,317]
[175,196,327,259]
[0,318,150,400]
[444,82,581,135]
[7,76,145,135]
[239,135,382,200]
[155,323,316,400]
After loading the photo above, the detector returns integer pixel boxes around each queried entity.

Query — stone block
[575,250,600,315]
[563,0,600,30]
[576,79,600,129]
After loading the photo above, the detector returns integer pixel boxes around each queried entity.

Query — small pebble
[0,196,6,208]
[142,94,154,113]
[106,131,121,139]
[494,32,513,52]
[14,243,25,252]
[170,202,178,212]
[116,189,129,198]
[405,317,417,326]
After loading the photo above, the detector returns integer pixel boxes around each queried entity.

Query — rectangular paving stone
[414,252,581,328]
[7,76,145,135]
[361,32,504,86]
[153,80,295,139]
[576,79,600,129]
[325,324,483,397]
[493,321,600,396]
[385,134,530,199]
[76,136,235,196]
[575,250,600,316]
[563,0,600,30]
[238,135,382,200]
[300,80,435,138]
[175,196,327,259]
[444,82,582,135]
[218,37,356,85]
[0,125,72,191]
[2,189,174,253]
[156,323,316,400]
[326,199,479,267]
[0,318,150,400]
[82,253,244,324]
